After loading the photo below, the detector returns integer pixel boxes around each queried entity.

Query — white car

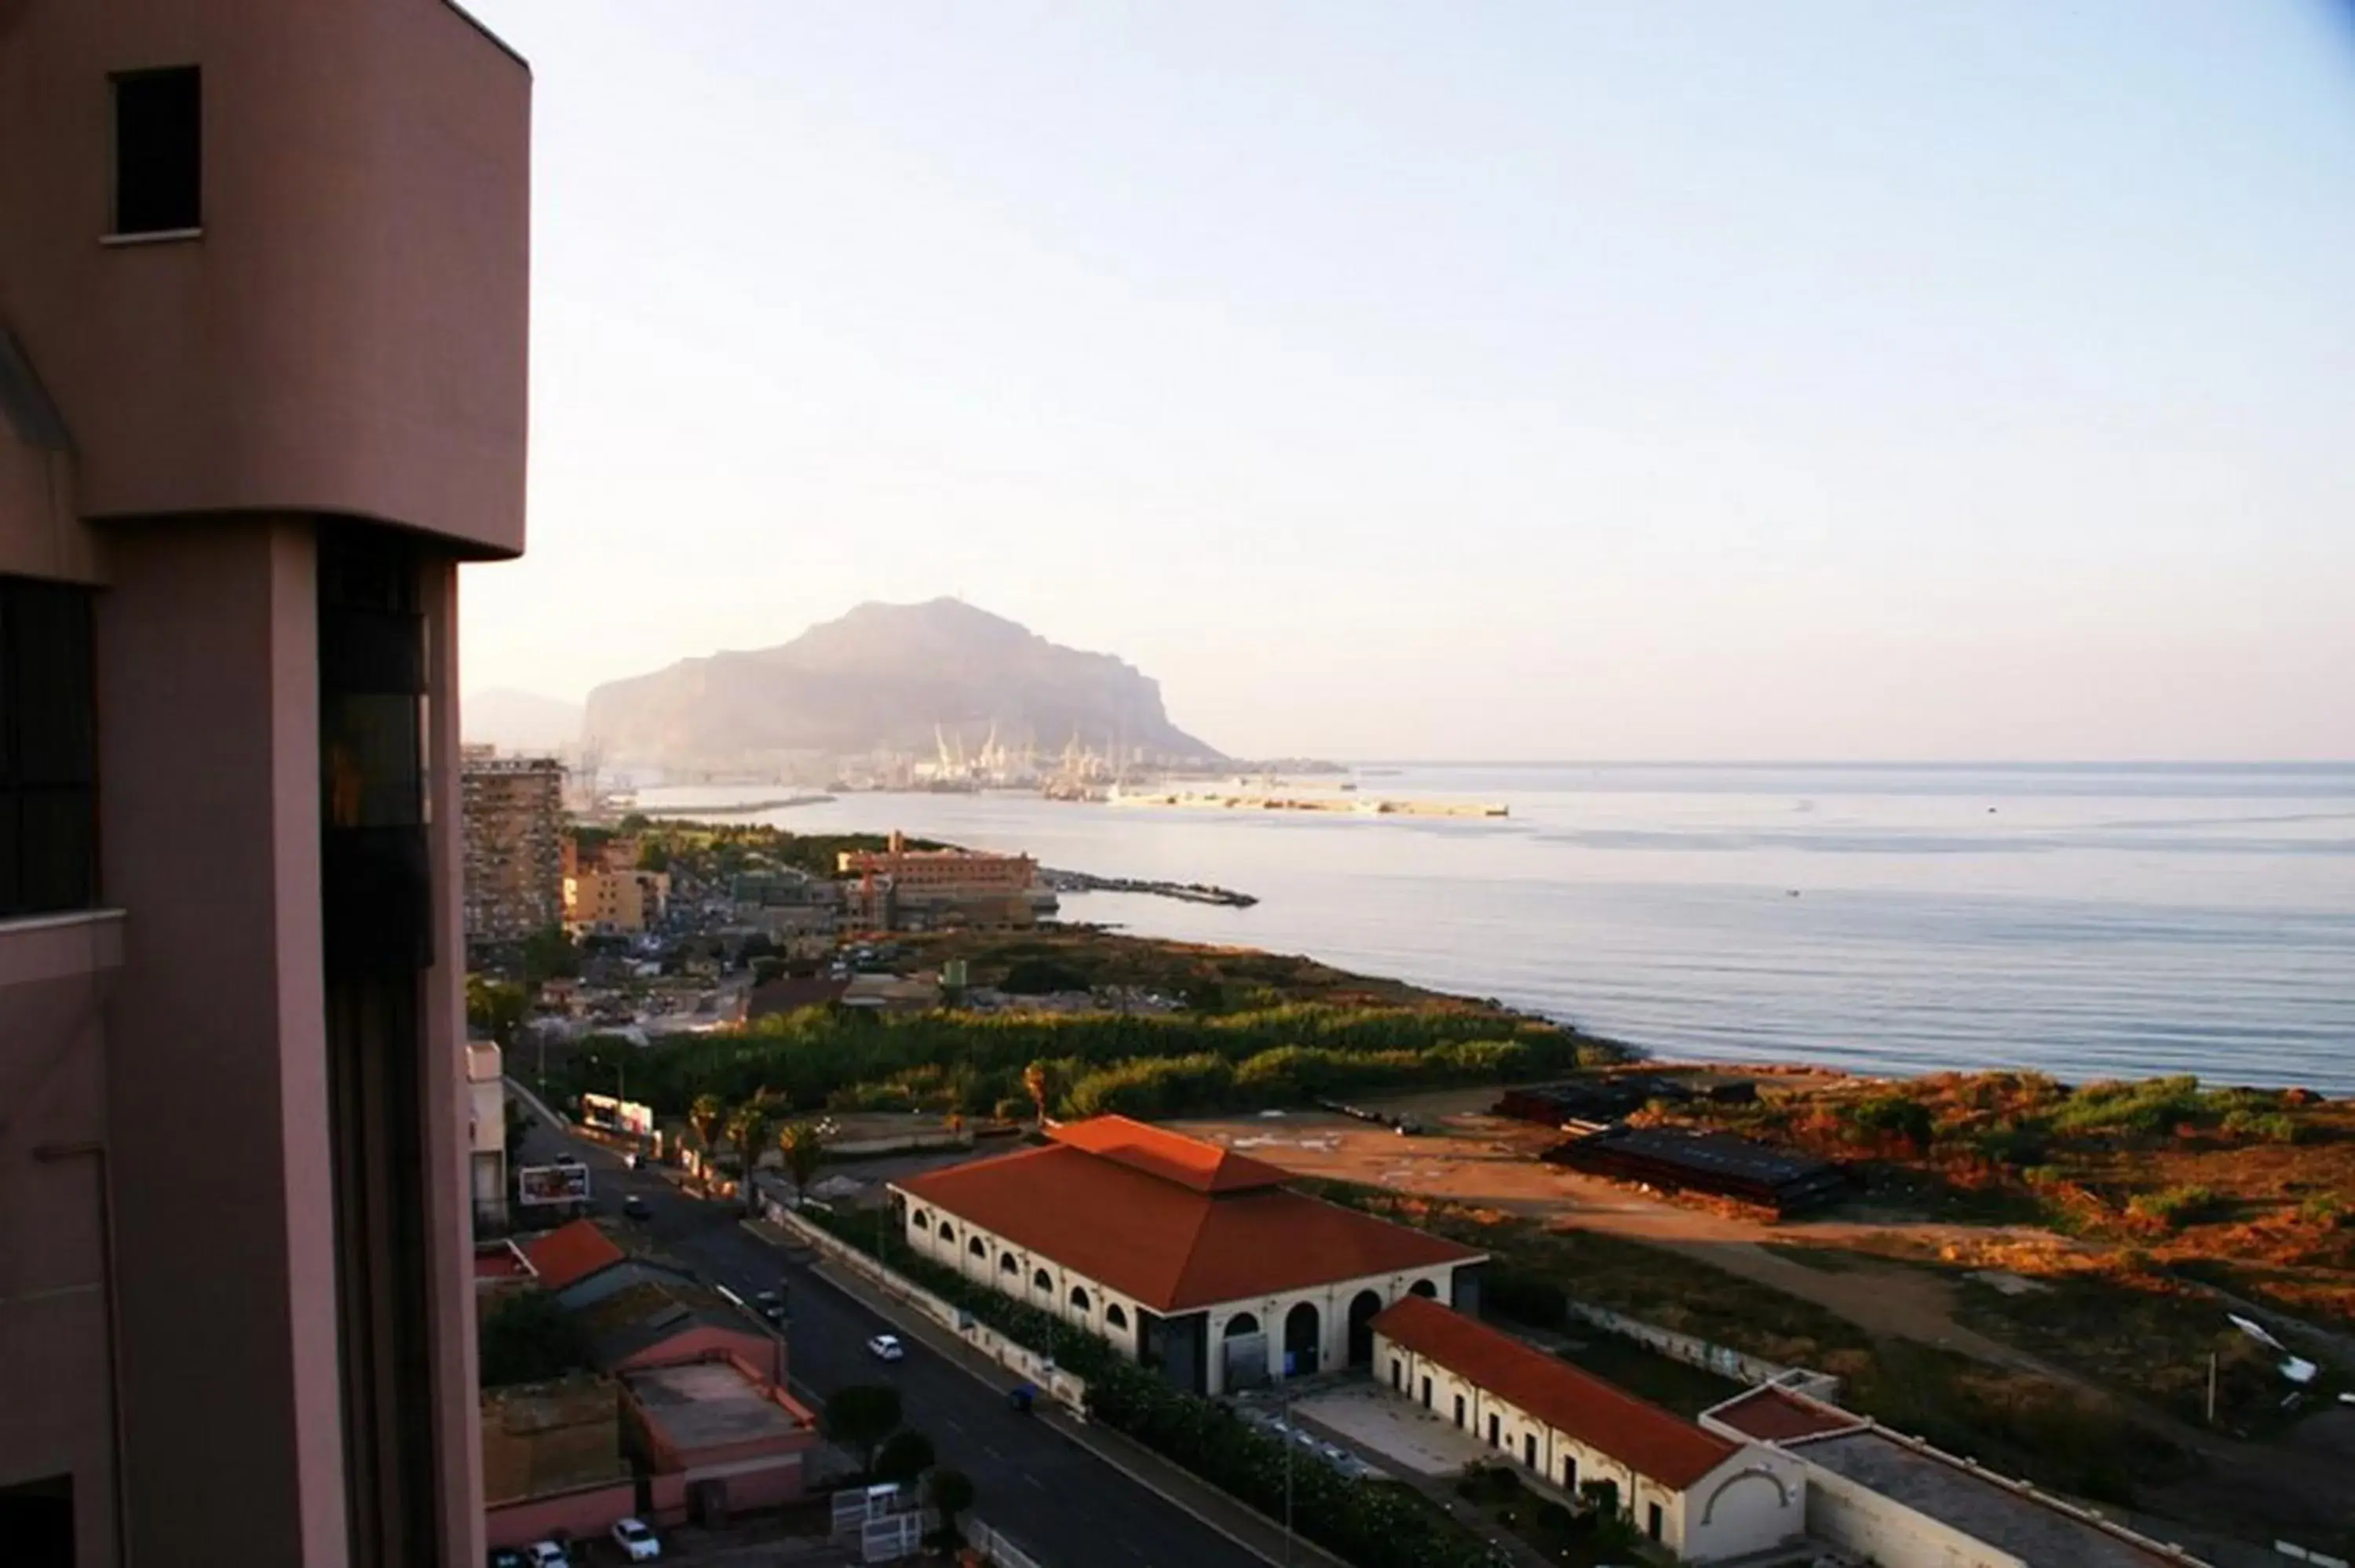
[525,1544,568,1568]
[610,1516,661,1562]
[867,1333,906,1362]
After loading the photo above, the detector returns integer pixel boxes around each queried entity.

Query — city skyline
[462,1,2355,761]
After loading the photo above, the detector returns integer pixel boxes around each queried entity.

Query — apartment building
[0,5,530,1566]
[462,749,567,950]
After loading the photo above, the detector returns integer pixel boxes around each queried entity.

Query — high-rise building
[462,749,568,950]
[0,5,531,1567]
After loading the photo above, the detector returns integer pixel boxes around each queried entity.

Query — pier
[1038,868,1258,907]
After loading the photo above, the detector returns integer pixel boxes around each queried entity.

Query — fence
[760,1203,1088,1411]
[1563,1300,1844,1403]
[968,1519,1047,1568]
[2277,1544,2352,1568]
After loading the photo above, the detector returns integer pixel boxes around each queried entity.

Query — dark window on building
[1488,1413,1500,1446]
[1524,1432,1537,1469]
[1,576,98,919]
[112,67,201,235]
[0,1473,73,1568]
[316,523,440,1568]
[1647,1501,1663,1541]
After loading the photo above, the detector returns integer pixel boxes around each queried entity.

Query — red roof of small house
[1047,1115,1291,1193]
[520,1219,626,1293]
[896,1120,1478,1311]
[1704,1384,1865,1444]
[1371,1296,1739,1490]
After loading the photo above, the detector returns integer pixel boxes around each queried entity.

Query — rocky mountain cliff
[582,600,1221,768]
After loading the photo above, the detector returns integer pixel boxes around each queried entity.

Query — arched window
[1409,1278,1439,1299]
[1105,1304,1129,1330]
[999,1252,1019,1274]
[1223,1313,1260,1339]
[1069,1286,1092,1315]
[1032,1268,1053,1293]
[938,1222,955,1242]
[968,1236,988,1259]
[913,1209,931,1230]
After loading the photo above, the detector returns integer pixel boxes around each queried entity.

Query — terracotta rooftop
[896,1121,1480,1311]
[520,1219,626,1293]
[1705,1384,1865,1444]
[1047,1114,1291,1193]
[1371,1296,1739,1490]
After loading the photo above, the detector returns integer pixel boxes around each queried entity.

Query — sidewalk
[742,1221,1353,1568]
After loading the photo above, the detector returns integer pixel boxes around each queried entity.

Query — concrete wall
[1373,1328,1805,1565]
[0,913,126,1568]
[1800,1461,2025,1568]
[902,1194,1460,1395]
[0,0,531,556]
[483,1481,640,1551]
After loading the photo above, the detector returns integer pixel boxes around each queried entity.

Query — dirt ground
[1178,1103,2046,1363]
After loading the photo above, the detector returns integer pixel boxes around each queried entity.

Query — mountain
[582,600,1222,768]
[462,687,584,753]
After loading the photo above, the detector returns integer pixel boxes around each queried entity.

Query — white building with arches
[1371,1295,1806,1563]
[889,1116,1484,1396]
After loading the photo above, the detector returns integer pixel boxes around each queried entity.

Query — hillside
[582,599,1221,767]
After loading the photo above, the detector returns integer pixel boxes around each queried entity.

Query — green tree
[823,1384,903,1474]
[476,1289,590,1388]
[926,1468,974,1544]
[466,975,531,1046]
[726,1096,777,1214]
[520,924,581,984]
[872,1428,935,1487]
[778,1121,827,1202]
[688,1092,725,1156]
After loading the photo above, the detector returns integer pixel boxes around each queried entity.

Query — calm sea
[640,764,2355,1094]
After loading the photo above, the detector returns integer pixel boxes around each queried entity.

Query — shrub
[2221,1109,2302,1145]
[2127,1184,2217,1232]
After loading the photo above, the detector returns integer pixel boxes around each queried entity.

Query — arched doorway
[1345,1289,1382,1366]
[1409,1278,1439,1299]
[1221,1312,1268,1391]
[1283,1301,1321,1377]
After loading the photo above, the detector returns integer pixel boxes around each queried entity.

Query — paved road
[518,1120,1268,1568]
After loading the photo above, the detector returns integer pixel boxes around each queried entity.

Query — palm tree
[1023,1059,1057,1129]
[725,1097,776,1216]
[777,1121,827,1204]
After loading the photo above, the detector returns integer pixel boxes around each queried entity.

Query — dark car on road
[623,1194,651,1221]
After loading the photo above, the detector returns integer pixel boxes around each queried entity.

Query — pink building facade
[0,4,530,1566]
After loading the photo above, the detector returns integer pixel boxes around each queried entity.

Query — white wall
[1802,1463,2025,1568]
[900,1188,1461,1393]
[1373,1330,1806,1566]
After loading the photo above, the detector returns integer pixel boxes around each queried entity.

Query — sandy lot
[1173,1105,2043,1362]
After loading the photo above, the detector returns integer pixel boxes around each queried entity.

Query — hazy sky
[460,1,2355,761]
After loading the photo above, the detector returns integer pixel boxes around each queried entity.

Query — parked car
[867,1333,906,1362]
[487,1548,529,1568]
[525,1543,569,1568]
[610,1516,662,1562]
[622,1194,651,1221]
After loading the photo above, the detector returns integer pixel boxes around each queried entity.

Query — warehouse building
[1372,1296,1807,1563]
[891,1117,1485,1395]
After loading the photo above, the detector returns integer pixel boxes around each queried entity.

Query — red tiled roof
[1706,1384,1864,1443]
[896,1126,1480,1311]
[521,1219,626,1293]
[1048,1115,1290,1193]
[1371,1296,1738,1490]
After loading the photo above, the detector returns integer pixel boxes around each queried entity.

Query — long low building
[1702,1384,2211,1568]
[891,1117,1486,1395]
[1371,1296,1807,1564]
